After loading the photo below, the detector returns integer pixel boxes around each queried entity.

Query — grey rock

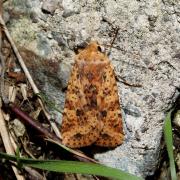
[57,62,72,89]
[41,0,59,15]
[124,103,141,118]
[3,11,10,23]
[11,119,26,137]
[51,31,68,47]
[7,0,41,14]
[5,0,180,178]
[10,0,28,13]
[4,0,47,23]
[174,110,180,128]
[62,0,79,18]
[62,9,76,18]
[36,33,52,57]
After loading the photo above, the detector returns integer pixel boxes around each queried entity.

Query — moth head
[74,41,103,55]
[84,41,105,54]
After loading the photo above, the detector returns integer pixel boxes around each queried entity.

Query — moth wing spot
[101,110,107,117]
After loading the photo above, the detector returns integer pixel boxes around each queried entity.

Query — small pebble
[41,0,59,15]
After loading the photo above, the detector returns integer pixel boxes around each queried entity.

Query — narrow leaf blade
[164,110,177,180]
[0,152,143,180]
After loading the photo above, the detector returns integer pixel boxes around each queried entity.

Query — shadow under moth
[61,41,124,148]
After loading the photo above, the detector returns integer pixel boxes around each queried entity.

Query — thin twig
[0,15,39,94]
[10,103,60,142]
[0,0,8,105]
[9,130,46,180]
[107,27,119,56]
[0,2,24,179]
[0,53,7,103]
[0,15,61,139]
[19,138,37,159]
[0,0,2,50]
[24,167,46,180]
[10,103,98,163]
[0,108,25,180]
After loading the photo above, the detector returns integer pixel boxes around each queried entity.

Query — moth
[61,41,124,148]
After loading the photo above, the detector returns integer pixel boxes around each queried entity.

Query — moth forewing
[61,42,124,148]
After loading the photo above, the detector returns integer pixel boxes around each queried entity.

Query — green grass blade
[164,110,177,180]
[0,152,143,180]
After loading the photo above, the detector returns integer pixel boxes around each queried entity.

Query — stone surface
[41,0,59,15]
[11,119,26,137]
[4,0,180,178]
[174,110,180,127]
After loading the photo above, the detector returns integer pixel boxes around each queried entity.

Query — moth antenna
[101,18,120,56]
[107,27,119,56]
